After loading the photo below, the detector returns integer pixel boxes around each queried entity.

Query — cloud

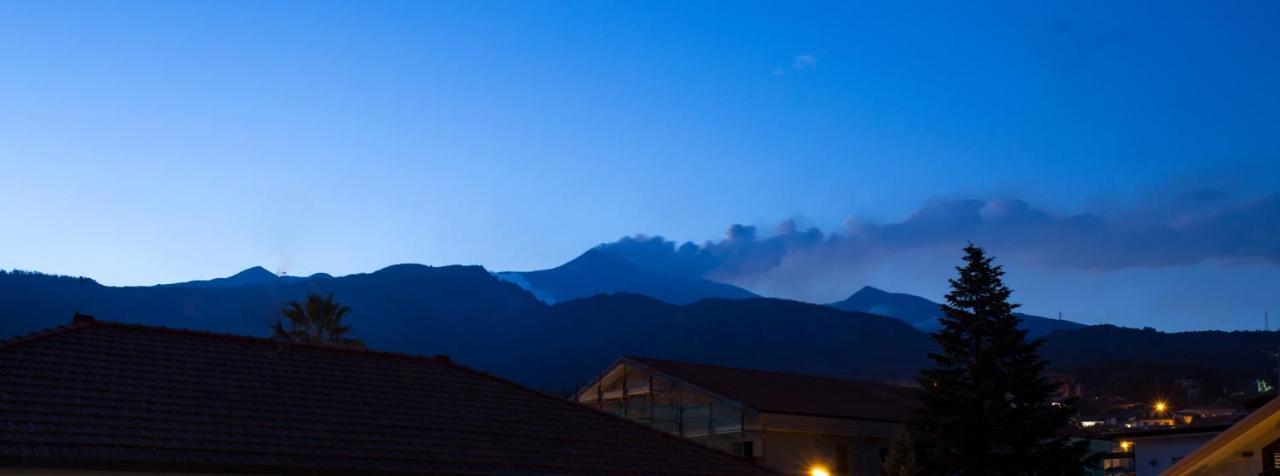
[597,192,1280,286]
[792,53,817,70]
[773,53,817,76]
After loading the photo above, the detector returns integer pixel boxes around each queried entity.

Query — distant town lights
[809,466,831,476]
[1154,401,1169,415]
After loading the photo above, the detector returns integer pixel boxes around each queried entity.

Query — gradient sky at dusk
[1,1,1277,330]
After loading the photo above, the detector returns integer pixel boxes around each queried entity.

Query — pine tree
[909,244,1090,475]
[883,428,922,476]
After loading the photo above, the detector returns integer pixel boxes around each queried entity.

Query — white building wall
[1131,433,1218,476]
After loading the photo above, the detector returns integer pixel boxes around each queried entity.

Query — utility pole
[1267,311,1280,394]
[1261,312,1280,395]
[1264,310,1274,391]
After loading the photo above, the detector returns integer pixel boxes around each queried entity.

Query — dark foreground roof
[627,357,917,423]
[0,317,776,475]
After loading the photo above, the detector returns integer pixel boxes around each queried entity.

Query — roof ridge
[0,322,91,351]
[2,317,454,365]
[626,355,908,389]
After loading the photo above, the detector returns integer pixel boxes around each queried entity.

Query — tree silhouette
[273,293,362,347]
[882,428,922,476]
[906,244,1090,475]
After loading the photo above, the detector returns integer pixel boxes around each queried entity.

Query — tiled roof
[0,317,777,475]
[627,357,917,423]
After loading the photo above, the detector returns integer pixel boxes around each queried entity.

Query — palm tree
[273,293,361,347]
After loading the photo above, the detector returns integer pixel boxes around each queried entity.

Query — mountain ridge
[830,285,1086,337]
[0,266,1271,398]
[161,266,324,288]
[497,248,758,305]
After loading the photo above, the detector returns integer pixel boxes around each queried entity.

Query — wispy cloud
[773,53,817,76]
[792,53,817,70]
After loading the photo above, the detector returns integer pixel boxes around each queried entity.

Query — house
[0,315,778,475]
[1096,395,1144,412]
[1100,442,1137,476]
[1163,395,1280,475]
[1057,427,1130,476]
[573,356,916,476]
[1131,416,1178,429]
[1045,372,1085,402]
[1173,405,1242,425]
[1108,424,1232,476]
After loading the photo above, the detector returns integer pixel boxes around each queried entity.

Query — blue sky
[0,1,1277,330]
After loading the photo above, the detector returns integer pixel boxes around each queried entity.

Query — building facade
[1109,425,1229,476]
[1164,396,1280,475]
[574,357,916,476]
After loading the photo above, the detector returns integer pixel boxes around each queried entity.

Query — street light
[1154,401,1168,415]
[809,466,831,476]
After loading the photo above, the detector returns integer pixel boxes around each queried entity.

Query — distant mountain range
[496,249,757,304]
[830,286,1086,338]
[161,266,332,288]
[0,266,927,391]
[1,252,1273,397]
[497,248,1083,337]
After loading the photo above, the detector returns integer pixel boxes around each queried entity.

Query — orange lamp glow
[809,466,831,476]
[1119,441,1132,451]
[1154,401,1168,414]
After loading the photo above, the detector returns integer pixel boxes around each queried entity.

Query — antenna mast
[1263,311,1279,394]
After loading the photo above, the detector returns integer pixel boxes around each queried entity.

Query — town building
[0,315,777,475]
[573,356,916,476]
[1109,424,1231,476]
[1163,395,1280,475]
[1174,405,1242,425]
[1046,372,1086,402]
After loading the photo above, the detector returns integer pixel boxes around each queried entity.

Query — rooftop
[1106,423,1235,439]
[626,356,918,422]
[0,316,777,475]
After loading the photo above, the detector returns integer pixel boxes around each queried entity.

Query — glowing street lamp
[1119,441,1132,452]
[809,466,831,476]
[1154,401,1168,415]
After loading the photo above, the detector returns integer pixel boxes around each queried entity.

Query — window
[1263,435,1280,475]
